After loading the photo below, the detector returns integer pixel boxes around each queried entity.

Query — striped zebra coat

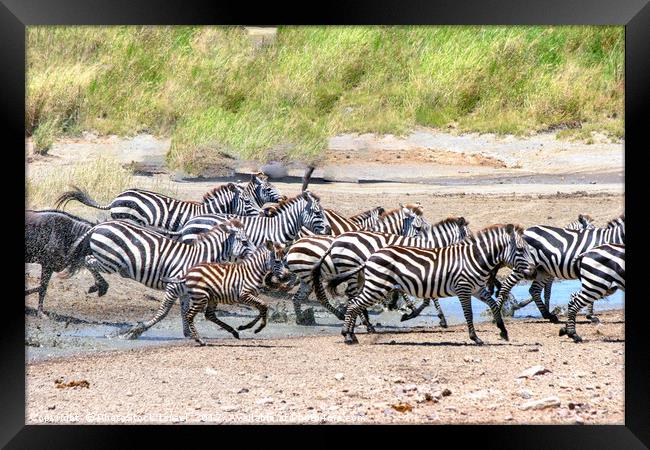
[162,191,330,246]
[297,207,385,238]
[559,243,625,342]
[69,219,253,337]
[402,214,599,325]
[125,242,291,345]
[496,215,625,322]
[328,224,536,345]
[309,217,472,328]
[55,174,281,231]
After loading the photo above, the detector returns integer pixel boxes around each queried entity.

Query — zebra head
[502,224,536,277]
[300,191,330,235]
[221,219,254,262]
[566,214,596,230]
[250,172,285,205]
[400,203,426,237]
[264,240,292,284]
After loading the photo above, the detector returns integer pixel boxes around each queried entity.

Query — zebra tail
[55,186,111,211]
[61,227,95,278]
[325,265,366,297]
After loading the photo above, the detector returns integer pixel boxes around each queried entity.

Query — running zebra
[162,191,330,246]
[68,218,253,337]
[496,215,625,323]
[55,174,281,231]
[404,214,598,325]
[327,224,536,345]
[310,216,472,329]
[125,241,292,344]
[559,243,625,342]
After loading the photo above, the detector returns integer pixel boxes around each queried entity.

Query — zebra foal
[152,241,292,345]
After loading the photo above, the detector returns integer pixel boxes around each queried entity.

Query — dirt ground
[26,311,624,425]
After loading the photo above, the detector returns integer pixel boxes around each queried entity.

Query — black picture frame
[5,0,648,447]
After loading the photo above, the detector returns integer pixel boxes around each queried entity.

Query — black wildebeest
[25,209,109,313]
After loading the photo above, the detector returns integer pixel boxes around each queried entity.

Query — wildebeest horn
[302,166,315,192]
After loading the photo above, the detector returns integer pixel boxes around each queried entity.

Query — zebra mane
[605,214,625,228]
[468,223,525,242]
[380,203,423,219]
[263,192,318,216]
[349,206,385,221]
[202,183,240,203]
[27,209,97,226]
[579,213,594,222]
[431,216,468,228]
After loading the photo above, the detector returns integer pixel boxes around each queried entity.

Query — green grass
[27,26,624,175]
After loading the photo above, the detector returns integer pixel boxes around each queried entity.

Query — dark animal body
[25,209,108,313]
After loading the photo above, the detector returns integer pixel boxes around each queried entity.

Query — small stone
[519,396,561,411]
[517,388,533,399]
[575,415,585,424]
[334,373,345,381]
[442,388,452,397]
[392,377,405,384]
[205,368,219,376]
[256,397,274,405]
[517,365,551,379]
[47,405,56,410]
[402,384,418,392]
[237,388,249,394]
[125,391,133,397]
[504,414,513,421]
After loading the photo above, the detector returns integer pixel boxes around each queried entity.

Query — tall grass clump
[26,156,133,212]
[27,25,624,175]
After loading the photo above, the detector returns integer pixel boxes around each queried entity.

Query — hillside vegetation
[27,26,624,174]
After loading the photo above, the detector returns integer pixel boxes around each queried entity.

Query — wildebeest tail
[55,186,112,211]
[60,227,94,278]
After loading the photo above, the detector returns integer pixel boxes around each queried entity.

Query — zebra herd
[25,172,625,346]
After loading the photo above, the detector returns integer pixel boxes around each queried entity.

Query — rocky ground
[26,311,624,425]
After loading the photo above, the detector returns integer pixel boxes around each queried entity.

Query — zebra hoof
[500,330,509,341]
[400,313,414,322]
[344,334,359,345]
[196,338,207,346]
[254,324,267,334]
[471,336,484,346]
[232,331,240,339]
[547,314,560,324]
[586,315,600,324]
[439,317,448,328]
[97,283,109,297]
[572,334,583,343]
[87,285,98,294]
[366,325,376,334]
[559,327,568,336]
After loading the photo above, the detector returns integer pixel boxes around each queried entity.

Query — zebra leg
[236,293,269,334]
[477,291,508,341]
[87,266,109,297]
[385,290,401,311]
[185,296,207,346]
[433,299,448,328]
[312,273,346,320]
[559,292,585,343]
[400,297,431,322]
[342,302,365,345]
[37,267,53,315]
[204,305,239,339]
[120,289,178,340]
[360,308,375,333]
[458,290,483,345]
[292,282,315,325]
[543,277,553,313]
[530,278,559,323]
[584,302,599,324]
[180,293,192,337]
[496,271,523,311]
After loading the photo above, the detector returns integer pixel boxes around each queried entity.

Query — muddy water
[26,279,623,364]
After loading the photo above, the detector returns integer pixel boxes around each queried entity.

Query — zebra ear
[505,224,515,235]
[457,217,467,226]
[265,240,274,251]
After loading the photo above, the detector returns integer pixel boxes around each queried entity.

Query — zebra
[310,216,473,330]
[67,218,254,337]
[159,191,331,246]
[559,243,625,342]
[126,241,292,345]
[375,203,429,236]
[496,215,625,323]
[326,224,536,345]
[55,179,268,232]
[403,214,599,325]
[242,172,286,207]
